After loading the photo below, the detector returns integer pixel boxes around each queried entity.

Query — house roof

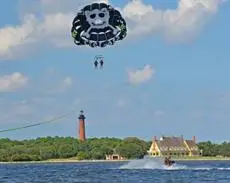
[156,136,188,152]
[185,140,199,151]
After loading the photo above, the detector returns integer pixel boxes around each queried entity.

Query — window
[113,155,119,160]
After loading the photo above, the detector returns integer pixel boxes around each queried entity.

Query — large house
[148,136,202,157]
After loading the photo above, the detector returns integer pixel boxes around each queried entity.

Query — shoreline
[1,157,230,164]
[0,159,130,164]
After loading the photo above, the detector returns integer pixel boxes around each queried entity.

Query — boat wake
[119,156,185,170]
[118,156,230,171]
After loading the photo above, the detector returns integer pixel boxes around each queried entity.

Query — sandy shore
[1,157,230,164]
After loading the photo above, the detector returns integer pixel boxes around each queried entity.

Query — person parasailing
[94,59,98,69]
[99,57,104,69]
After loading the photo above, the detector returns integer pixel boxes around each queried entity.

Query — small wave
[217,167,230,170]
[181,167,230,171]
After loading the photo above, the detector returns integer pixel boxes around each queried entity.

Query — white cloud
[128,65,154,85]
[0,0,225,58]
[123,0,224,42]
[0,15,35,58]
[0,12,73,58]
[0,72,28,92]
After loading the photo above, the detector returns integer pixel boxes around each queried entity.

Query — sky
[0,0,230,142]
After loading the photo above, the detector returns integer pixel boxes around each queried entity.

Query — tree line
[0,137,229,162]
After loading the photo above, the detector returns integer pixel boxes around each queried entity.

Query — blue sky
[0,0,230,142]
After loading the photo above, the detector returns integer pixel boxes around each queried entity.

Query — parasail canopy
[71,2,127,48]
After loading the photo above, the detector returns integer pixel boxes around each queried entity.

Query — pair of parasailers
[94,59,103,69]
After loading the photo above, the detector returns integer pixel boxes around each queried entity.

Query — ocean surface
[1,158,230,183]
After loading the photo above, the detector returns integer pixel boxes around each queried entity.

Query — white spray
[119,156,187,170]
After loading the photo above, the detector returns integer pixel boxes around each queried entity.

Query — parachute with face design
[71,3,127,48]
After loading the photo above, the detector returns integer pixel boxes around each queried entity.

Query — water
[1,158,230,182]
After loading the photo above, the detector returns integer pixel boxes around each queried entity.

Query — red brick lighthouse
[78,110,86,141]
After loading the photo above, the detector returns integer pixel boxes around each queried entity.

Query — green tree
[90,149,105,160]
[77,151,90,160]
[39,147,56,160]
[58,144,77,158]
[116,143,145,159]
[11,154,32,161]
[198,141,219,156]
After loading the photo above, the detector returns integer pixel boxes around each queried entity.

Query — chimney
[193,136,196,143]
[78,110,86,141]
[181,135,184,141]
